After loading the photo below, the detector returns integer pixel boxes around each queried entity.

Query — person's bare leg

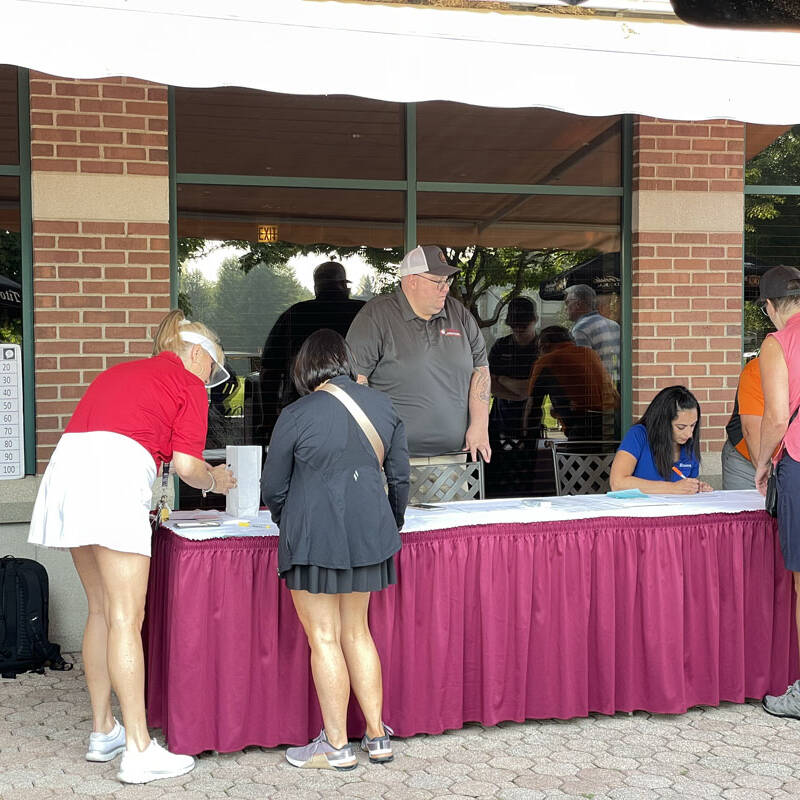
[339,592,384,740]
[291,589,350,748]
[71,547,114,734]
[92,546,151,753]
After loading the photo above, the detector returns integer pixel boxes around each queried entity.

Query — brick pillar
[632,118,745,463]
[29,74,170,470]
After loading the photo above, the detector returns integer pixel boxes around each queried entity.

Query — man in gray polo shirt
[346,245,491,461]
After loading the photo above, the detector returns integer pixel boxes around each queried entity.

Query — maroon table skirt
[144,511,798,754]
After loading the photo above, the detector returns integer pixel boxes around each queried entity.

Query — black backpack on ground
[0,556,72,679]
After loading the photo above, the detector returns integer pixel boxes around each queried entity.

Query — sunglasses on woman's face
[757,299,769,317]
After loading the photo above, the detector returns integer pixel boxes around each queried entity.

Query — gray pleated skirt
[281,555,396,594]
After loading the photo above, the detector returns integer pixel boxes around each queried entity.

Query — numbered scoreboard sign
[0,344,24,479]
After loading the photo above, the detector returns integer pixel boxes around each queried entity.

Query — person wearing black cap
[488,297,539,445]
[755,265,800,719]
[484,297,539,496]
[258,261,365,443]
[346,245,491,461]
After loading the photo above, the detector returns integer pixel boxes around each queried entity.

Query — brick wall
[29,76,168,175]
[30,74,170,469]
[632,118,745,454]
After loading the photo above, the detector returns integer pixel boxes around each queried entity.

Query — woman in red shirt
[28,309,236,784]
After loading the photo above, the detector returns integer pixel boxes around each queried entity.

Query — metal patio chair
[548,440,620,496]
[409,453,485,504]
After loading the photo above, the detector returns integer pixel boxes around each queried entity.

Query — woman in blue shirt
[610,385,713,494]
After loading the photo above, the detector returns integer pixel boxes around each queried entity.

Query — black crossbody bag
[766,406,800,517]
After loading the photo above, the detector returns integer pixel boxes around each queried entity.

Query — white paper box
[225,445,262,519]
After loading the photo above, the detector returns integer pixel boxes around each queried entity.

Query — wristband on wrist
[202,471,216,497]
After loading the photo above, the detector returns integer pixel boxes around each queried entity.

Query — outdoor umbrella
[0,273,21,313]
[539,253,770,302]
[538,253,620,301]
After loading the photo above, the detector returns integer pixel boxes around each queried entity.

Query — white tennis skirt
[28,431,157,557]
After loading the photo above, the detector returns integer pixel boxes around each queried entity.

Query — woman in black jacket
[261,329,409,771]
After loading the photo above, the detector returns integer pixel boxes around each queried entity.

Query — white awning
[3,0,800,123]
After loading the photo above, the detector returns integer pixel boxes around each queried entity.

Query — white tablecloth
[164,490,766,541]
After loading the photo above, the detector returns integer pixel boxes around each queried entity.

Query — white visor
[180,331,230,389]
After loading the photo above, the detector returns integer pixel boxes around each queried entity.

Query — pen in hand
[672,464,704,493]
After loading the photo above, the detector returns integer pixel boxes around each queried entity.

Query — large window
[745,125,800,355]
[176,184,404,460]
[416,191,621,496]
[174,90,624,500]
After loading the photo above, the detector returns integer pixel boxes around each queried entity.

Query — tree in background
[180,255,311,355]
[441,245,596,328]
[181,268,215,323]
[180,238,595,330]
[176,236,208,317]
[212,258,311,353]
[745,126,800,267]
[353,273,378,300]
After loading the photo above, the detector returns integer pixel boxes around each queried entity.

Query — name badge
[441,329,462,337]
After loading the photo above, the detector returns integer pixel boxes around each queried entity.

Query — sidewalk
[2,656,800,800]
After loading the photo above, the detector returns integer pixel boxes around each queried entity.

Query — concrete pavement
[2,656,800,799]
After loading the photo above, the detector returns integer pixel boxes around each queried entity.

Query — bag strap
[2,561,17,658]
[775,405,800,464]
[18,566,54,663]
[318,383,385,466]
[16,566,71,671]
[0,560,9,657]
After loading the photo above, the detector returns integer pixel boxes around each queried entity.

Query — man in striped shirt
[564,284,620,384]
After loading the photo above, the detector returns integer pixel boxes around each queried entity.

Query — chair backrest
[549,440,620,496]
[409,455,485,504]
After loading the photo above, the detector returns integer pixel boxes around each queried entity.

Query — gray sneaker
[763,680,800,719]
[360,723,394,763]
[285,729,358,771]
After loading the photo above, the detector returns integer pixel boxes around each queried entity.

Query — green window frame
[0,69,34,474]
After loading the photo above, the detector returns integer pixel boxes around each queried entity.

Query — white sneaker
[116,739,195,784]
[86,718,126,762]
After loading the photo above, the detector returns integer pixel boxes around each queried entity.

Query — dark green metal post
[18,69,35,474]
[404,103,417,252]
[168,86,178,310]
[620,114,634,432]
